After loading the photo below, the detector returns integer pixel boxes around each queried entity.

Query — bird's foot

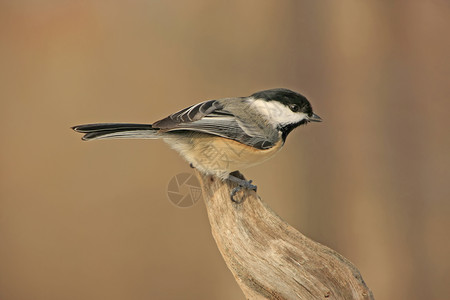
[228,173,257,203]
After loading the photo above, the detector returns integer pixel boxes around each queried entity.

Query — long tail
[72,123,159,141]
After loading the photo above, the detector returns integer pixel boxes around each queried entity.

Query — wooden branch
[195,170,374,300]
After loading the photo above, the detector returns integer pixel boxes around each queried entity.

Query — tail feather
[72,123,158,141]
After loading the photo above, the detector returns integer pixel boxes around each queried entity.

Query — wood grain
[196,171,374,300]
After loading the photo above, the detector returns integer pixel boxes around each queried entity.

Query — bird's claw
[230,186,243,203]
[229,179,257,203]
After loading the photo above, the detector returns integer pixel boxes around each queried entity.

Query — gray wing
[152,99,276,150]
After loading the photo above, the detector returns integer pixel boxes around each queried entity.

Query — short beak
[307,113,322,122]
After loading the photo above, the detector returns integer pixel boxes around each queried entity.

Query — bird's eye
[289,104,300,112]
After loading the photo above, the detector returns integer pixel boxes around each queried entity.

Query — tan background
[1,1,449,299]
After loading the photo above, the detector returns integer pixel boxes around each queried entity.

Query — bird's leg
[228,173,257,203]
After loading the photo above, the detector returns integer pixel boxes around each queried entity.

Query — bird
[72,88,322,202]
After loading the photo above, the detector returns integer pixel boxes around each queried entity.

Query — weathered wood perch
[195,170,374,300]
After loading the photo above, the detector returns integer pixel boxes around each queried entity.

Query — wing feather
[152,99,277,149]
[153,100,224,129]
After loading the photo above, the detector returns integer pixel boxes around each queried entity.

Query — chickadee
[72,88,322,201]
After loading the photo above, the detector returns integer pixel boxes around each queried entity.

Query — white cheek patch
[249,98,307,126]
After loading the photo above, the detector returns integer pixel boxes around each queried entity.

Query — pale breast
[163,132,284,179]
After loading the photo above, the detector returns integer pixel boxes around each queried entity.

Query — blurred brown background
[1,1,449,299]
